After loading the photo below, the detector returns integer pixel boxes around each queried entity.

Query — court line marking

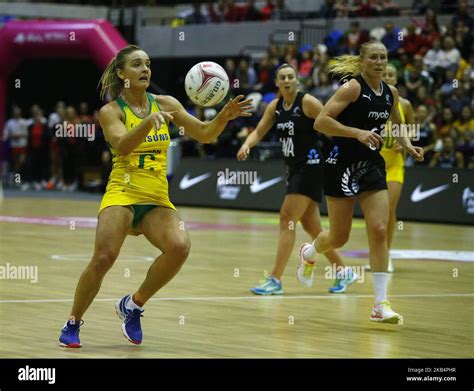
[0,293,472,304]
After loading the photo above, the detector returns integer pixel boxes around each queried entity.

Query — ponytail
[328,40,387,81]
[98,44,142,100]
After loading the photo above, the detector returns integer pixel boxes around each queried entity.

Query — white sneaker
[370,300,403,325]
[365,258,394,273]
[296,243,316,287]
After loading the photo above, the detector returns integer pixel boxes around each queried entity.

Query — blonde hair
[386,63,397,73]
[327,41,387,80]
[98,44,142,100]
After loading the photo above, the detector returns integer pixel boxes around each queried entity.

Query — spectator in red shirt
[260,0,274,21]
[25,109,49,190]
[399,23,424,58]
[343,21,369,55]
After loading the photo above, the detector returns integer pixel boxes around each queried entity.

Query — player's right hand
[237,145,250,161]
[356,129,384,149]
[147,111,175,130]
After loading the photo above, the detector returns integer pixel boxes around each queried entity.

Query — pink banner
[0,19,128,144]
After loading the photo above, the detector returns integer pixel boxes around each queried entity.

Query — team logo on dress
[276,120,294,133]
[306,148,320,165]
[368,110,390,120]
[292,107,302,117]
[325,145,340,164]
[341,161,370,196]
[462,187,474,214]
[386,94,391,104]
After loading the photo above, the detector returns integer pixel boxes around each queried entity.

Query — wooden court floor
[0,195,473,358]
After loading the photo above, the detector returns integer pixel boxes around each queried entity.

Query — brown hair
[327,40,387,80]
[98,44,142,100]
[275,63,298,98]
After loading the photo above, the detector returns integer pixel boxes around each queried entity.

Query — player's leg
[300,201,357,293]
[115,207,190,344]
[300,201,343,267]
[298,196,355,287]
[134,207,190,304]
[359,189,403,324]
[366,169,403,272]
[59,206,133,347]
[251,194,310,295]
[386,180,402,270]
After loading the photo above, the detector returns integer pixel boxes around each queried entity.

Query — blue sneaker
[328,269,358,293]
[59,319,83,348]
[115,295,144,345]
[251,272,283,295]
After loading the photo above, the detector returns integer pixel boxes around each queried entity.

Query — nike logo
[410,184,449,202]
[250,176,284,193]
[179,173,211,190]
[363,94,372,101]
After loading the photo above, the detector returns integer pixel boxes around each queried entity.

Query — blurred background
[0,0,472,217]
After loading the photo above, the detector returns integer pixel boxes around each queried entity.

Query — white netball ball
[185,61,229,107]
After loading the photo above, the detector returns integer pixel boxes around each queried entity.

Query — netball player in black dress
[237,64,356,295]
[299,42,423,324]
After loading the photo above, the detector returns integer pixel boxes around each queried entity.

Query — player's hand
[237,145,250,161]
[393,140,403,152]
[148,111,176,130]
[406,145,424,161]
[356,130,384,149]
[221,95,253,121]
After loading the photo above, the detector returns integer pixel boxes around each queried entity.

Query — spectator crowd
[2,0,473,193]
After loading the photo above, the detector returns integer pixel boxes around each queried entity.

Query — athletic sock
[303,240,317,263]
[372,272,389,305]
[126,295,143,311]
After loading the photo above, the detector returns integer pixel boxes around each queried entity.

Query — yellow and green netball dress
[381,101,406,184]
[99,92,175,235]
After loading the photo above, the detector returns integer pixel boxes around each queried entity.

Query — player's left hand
[406,145,424,161]
[393,140,403,152]
[221,95,253,120]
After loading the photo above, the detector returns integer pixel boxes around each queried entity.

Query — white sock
[303,240,317,263]
[372,273,389,305]
[126,295,143,311]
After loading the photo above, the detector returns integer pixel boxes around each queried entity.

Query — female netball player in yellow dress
[59,45,252,347]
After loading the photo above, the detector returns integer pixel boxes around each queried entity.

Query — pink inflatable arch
[0,19,127,138]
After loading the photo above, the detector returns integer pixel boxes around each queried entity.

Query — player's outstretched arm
[156,94,253,144]
[237,99,277,161]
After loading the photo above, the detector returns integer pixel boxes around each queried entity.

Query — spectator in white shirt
[439,36,461,72]
[2,106,28,186]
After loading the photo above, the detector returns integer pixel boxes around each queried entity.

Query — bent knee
[91,250,119,274]
[279,210,298,230]
[168,237,191,260]
[329,233,350,248]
